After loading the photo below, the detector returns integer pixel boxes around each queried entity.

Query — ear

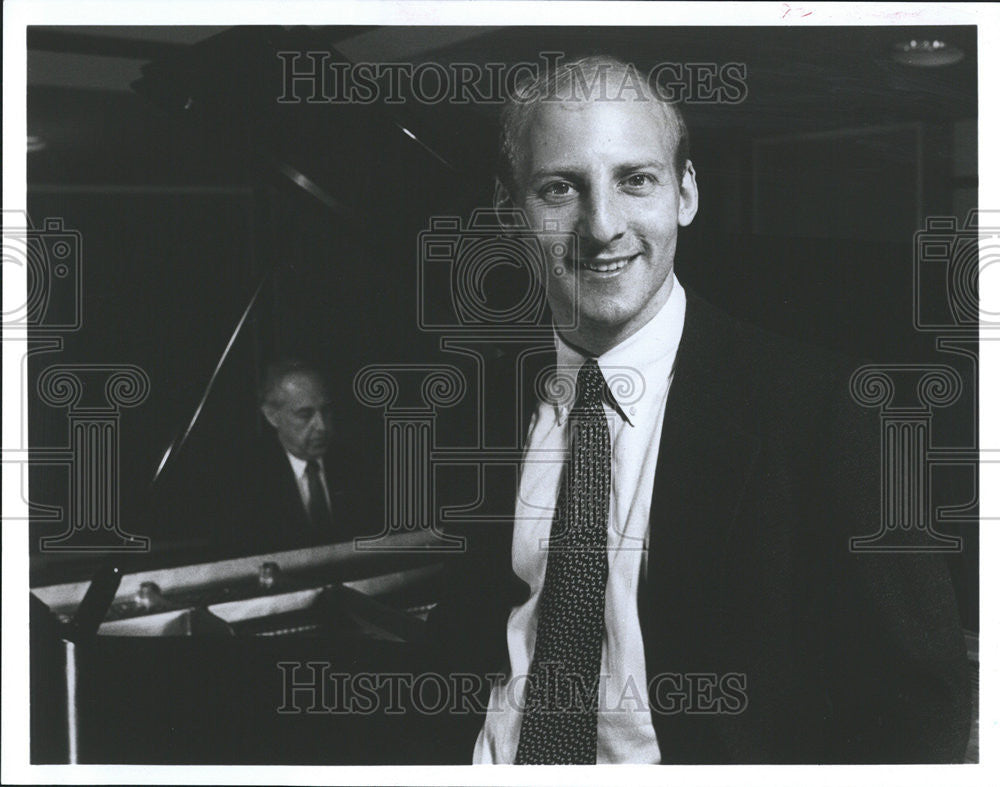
[493,177,514,212]
[261,403,279,429]
[493,177,522,234]
[677,160,699,227]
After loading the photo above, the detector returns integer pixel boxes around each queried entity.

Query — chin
[580,305,637,333]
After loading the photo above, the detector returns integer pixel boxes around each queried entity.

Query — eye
[540,181,576,200]
[622,173,656,191]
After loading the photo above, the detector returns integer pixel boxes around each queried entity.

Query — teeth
[583,257,632,272]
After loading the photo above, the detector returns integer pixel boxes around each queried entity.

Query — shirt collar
[285,451,323,479]
[549,274,686,426]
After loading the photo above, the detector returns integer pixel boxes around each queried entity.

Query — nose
[578,185,626,248]
[309,411,328,434]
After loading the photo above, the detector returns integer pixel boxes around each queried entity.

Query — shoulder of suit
[686,291,861,416]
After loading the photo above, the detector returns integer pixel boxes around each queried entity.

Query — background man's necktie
[515,358,611,764]
[305,459,333,531]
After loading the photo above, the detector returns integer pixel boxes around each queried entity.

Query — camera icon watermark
[913,210,1000,333]
[416,208,578,336]
[846,209,993,553]
[3,211,151,553]
[2,210,82,332]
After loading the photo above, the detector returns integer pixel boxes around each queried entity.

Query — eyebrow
[614,160,668,173]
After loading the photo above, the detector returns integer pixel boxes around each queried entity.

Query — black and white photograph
[2,2,995,784]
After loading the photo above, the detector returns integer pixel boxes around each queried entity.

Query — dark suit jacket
[426,292,970,763]
[230,435,375,552]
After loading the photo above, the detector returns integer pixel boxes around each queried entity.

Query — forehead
[278,373,330,407]
[520,98,676,174]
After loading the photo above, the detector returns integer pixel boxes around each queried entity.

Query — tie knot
[306,459,321,476]
[575,358,606,410]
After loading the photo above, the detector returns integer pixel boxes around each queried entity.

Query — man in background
[235,359,364,550]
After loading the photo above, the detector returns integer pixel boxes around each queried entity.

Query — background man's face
[263,372,333,460]
[515,98,698,352]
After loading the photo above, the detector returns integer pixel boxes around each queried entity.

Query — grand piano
[30,533,459,764]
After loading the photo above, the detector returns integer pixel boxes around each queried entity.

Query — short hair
[498,55,690,197]
[258,359,325,408]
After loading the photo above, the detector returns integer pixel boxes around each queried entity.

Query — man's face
[513,98,698,354]
[263,372,334,460]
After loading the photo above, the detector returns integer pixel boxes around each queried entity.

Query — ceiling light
[891,39,964,67]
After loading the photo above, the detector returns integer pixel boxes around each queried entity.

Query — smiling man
[507,76,697,356]
[427,56,970,764]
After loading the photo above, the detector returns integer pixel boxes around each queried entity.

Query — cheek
[521,200,545,227]
[636,209,677,243]
[526,202,575,234]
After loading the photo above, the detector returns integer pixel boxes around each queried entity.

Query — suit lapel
[640,294,761,646]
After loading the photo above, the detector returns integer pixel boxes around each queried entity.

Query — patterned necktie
[305,459,333,531]
[515,358,611,764]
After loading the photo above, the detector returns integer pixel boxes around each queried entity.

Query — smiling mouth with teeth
[579,255,637,273]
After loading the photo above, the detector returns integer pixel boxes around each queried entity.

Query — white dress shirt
[473,275,687,764]
[284,452,332,514]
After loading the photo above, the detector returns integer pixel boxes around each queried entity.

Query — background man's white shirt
[283,452,332,513]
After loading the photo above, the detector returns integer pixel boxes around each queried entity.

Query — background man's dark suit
[223,434,377,552]
[427,292,971,763]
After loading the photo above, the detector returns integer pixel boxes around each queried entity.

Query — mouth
[578,253,639,275]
